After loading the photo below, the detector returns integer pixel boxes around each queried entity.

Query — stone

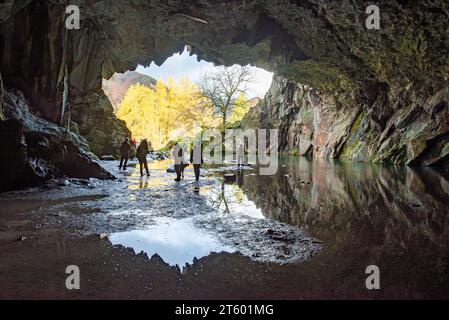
[243,76,449,165]
[101,155,116,161]
[0,90,114,192]
[70,91,132,157]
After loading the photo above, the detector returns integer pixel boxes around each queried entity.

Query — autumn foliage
[116,77,251,150]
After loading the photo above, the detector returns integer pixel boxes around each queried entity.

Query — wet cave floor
[0,157,448,299]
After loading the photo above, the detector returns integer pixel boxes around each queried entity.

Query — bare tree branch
[198,65,255,131]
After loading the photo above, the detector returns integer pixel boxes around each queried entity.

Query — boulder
[70,90,132,157]
[101,155,117,161]
[0,90,114,192]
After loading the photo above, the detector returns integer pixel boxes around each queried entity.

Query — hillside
[102,71,157,110]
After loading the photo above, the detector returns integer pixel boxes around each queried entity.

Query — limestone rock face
[244,76,449,165]
[0,90,114,192]
[242,76,357,158]
[69,89,131,157]
[0,1,131,156]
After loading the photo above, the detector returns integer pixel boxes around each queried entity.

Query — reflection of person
[119,138,131,170]
[237,144,244,168]
[190,143,204,182]
[237,169,244,187]
[173,143,186,182]
[136,139,150,177]
[139,178,148,189]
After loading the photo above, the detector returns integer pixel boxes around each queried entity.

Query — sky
[135,47,273,99]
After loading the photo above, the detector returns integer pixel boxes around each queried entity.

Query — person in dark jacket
[136,139,150,177]
[190,142,204,182]
[119,138,132,170]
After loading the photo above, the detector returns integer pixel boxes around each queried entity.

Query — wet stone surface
[0,159,321,268]
[1,157,449,299]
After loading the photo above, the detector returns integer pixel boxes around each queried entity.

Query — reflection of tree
[208,182,246,214]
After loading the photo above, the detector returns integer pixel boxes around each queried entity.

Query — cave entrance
[102,46,273,151]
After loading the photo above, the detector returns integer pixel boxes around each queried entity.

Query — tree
[229,93,250,125]
[116,78,215,150]
[198,65,254,133]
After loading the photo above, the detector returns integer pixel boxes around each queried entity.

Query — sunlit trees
[116,77,214,150]
[116,67,256,151]
[228,93,251,126]
[198,65,255,133]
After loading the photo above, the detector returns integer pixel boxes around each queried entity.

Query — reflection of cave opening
[102,46,273,150]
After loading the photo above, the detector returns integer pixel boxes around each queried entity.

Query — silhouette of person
[237,143,244,168]
[237,169,244,187]
[119,138,131,170]
[190,142,203,182]
[136,139,150,177]
[173,143,186,182]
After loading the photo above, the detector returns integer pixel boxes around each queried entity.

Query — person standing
[237,143,244,168]
[136,139,150,177]
[190,142,203,182]
[119,138,132,170]
[173,143,186,182]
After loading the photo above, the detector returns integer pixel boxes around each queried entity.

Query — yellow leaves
[229,93,250,124]
[116,78,215,150]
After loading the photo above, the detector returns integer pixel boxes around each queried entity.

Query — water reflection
[238,157,449,248]
[109,156,449,292]
[196,156,448,296]
[109,217,235,268]
[202,183,265,219]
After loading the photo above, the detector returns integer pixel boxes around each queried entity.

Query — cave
[1,1,449,190]
[1,0,449,300]
[1,1,448,192]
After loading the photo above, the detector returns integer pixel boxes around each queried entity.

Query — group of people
[172,143,203,182]
[119,138,151,177]
[118,138,203,181]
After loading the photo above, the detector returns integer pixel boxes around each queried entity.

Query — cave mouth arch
[0,1,448,166]
[101,46,274,150]
[102,46,274,111]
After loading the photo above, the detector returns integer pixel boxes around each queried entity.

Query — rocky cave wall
[0,71,4,120]
[242,75,449,165]
[0,1,131,156]
[0,0,449,190]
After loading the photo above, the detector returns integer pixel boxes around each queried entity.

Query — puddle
[202,183,265,219]
[128,177,169,190]
[109,217,235,268]
[2,157,449,298]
